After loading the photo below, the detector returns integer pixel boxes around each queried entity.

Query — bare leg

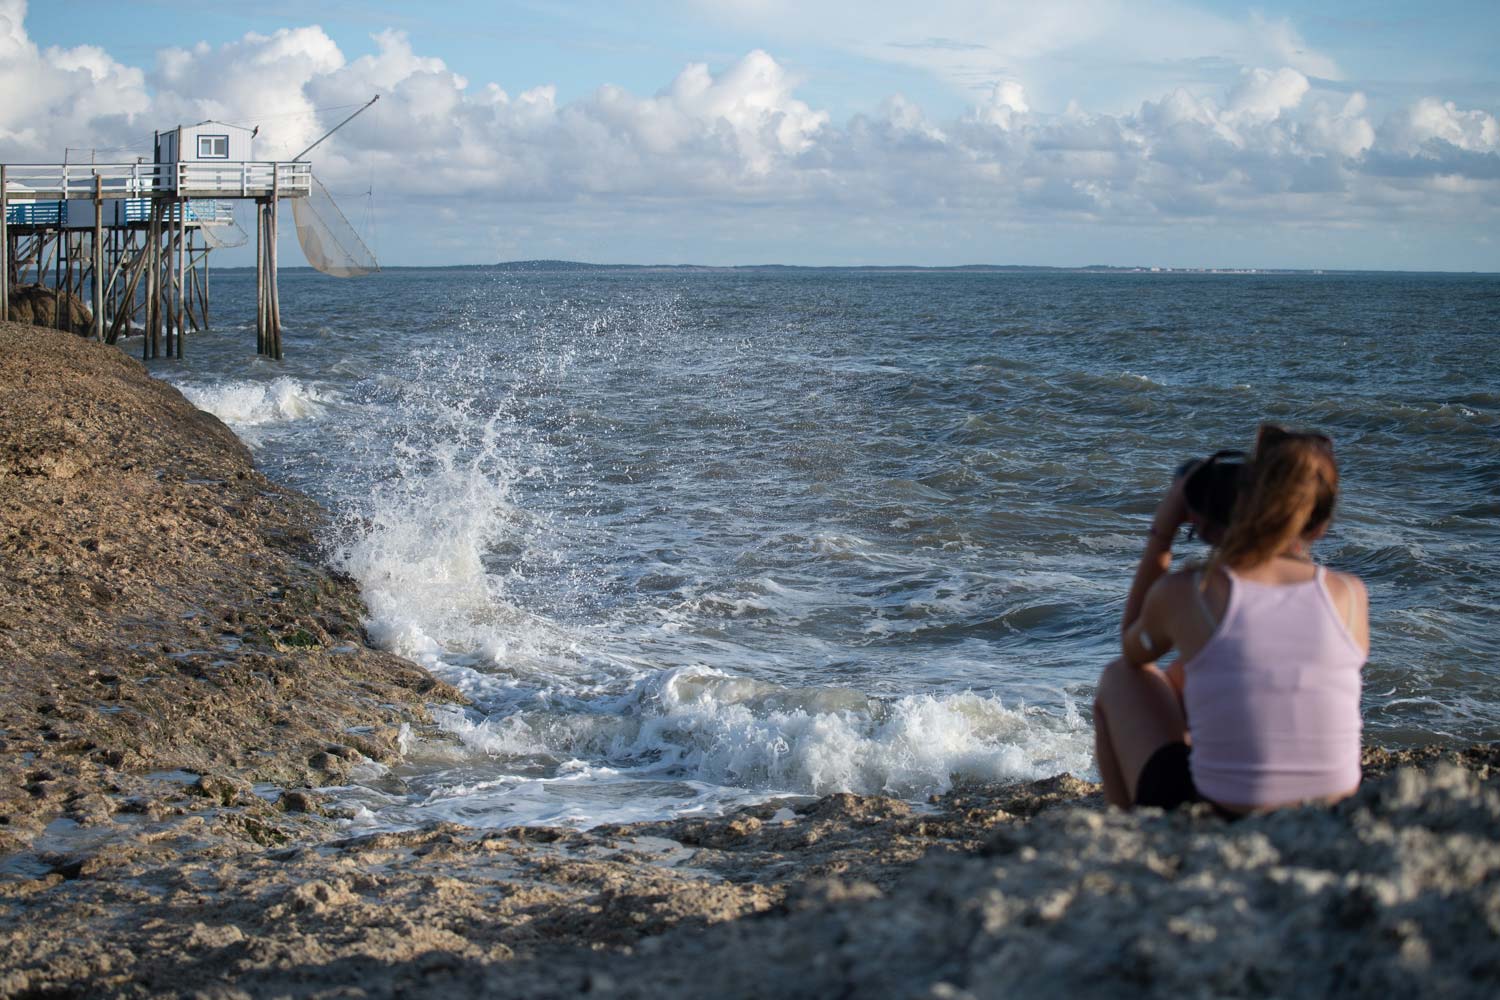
[1093,703,1132,808]
[1165,659,1186,701]
[1093,656,1189,809]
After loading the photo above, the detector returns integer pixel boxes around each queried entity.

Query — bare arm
[1121,474,1192,637]
[1122,576,1177,666]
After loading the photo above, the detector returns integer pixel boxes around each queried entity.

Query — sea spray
[153,267,1500,830]
[170,376,335,446]
[173,375,333,426]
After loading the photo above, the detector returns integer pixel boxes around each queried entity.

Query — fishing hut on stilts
[0,96,378,362]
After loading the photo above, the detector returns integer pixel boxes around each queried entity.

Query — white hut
[154,121,266,197]
[155,120,256,166]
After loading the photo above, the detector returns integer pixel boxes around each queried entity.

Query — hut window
[198,135,229,159]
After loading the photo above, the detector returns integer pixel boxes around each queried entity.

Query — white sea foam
[332,401,534,667]
[420,667,1093,810]
[177,377,332,428]
[627,669,1093,798]
[331,664,1092,832]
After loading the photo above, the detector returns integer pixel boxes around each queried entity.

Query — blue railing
[5,198,230,226]
[5,201,66,225]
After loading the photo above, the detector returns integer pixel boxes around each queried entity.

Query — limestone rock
[7,284,94,336]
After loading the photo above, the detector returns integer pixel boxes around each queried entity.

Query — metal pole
[293,94,380,161]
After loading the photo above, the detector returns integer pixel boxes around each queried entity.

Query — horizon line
[209,260,1500,276]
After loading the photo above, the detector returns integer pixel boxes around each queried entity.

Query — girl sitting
[1093,425,1369,814]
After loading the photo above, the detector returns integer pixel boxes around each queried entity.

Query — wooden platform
[1,161,304,361]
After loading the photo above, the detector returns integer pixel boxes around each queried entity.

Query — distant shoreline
[206,261,1500,276]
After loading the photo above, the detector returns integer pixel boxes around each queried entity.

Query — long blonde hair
[1213,424,1338,570]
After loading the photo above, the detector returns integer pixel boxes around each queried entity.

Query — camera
[1179,449,1248,538]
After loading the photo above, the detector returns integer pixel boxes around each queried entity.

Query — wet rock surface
[1,325,1497,998]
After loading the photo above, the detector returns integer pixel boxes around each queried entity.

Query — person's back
[1184,564,1364,807]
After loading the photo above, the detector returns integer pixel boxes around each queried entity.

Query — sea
[155,266,1500,832]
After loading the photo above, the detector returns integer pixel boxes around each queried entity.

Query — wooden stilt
[92,175,104,342]
[202,242,210,328]
[146,203,160,359]
[163,206,174,357]
[142,221,152,359]
[162,205,173,357]
[57,231,68,332]
[255,198,265,355]
[175,198,186,357]
[185,242,205,334]
[111,230,130,325]
[269,172,281,360]
[37,233,53,287]
[108,248,146,345]
[184,254,199,332]
[0,164,8,322]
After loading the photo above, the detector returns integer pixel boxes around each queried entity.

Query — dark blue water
[153,267,1500,829]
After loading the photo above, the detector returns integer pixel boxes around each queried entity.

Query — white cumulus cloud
[0,1,1494,267]
[1382,97,1500,155]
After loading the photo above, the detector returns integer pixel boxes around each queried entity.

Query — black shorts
[1134,741,1201,810]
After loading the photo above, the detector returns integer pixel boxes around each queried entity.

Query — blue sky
[6,1,1500,269]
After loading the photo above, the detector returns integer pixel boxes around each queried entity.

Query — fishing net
[292,172,379,277]
[197,200,249,249]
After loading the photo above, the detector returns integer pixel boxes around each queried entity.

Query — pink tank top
[1183,566,1365,807]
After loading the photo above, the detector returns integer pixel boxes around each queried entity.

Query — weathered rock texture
[5,285,94,336]
[1,755,1497,999]
[0,321,459,854]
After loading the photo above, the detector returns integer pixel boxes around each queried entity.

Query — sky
[3,0,1498,270]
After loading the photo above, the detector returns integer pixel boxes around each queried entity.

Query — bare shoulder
[1325,568,1368,606]
[1147,566,1204,604]
[1323,568,1371,653]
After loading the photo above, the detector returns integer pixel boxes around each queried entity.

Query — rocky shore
[1,323,1497,998]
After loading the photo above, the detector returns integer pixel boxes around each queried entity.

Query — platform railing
[0,161,311,200]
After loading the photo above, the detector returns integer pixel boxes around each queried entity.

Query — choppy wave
[155,267,1500,832]
[334,668,1092,830]
[176,376,333,428]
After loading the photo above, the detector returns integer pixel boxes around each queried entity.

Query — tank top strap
[1314,563,1360,634]
[1191,569,1219,630]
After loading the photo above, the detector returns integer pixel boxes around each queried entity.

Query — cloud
[686,0,1343,112]
[0,0,148,154]
[0,1,1494,266]
[1380,97,1500,155]
[1246,12,1340,81]
[151,26,346,157]
[968,81,1030,130]
[1227,67,1310,122]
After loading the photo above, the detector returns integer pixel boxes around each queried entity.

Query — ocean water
[158,267,1500,830]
